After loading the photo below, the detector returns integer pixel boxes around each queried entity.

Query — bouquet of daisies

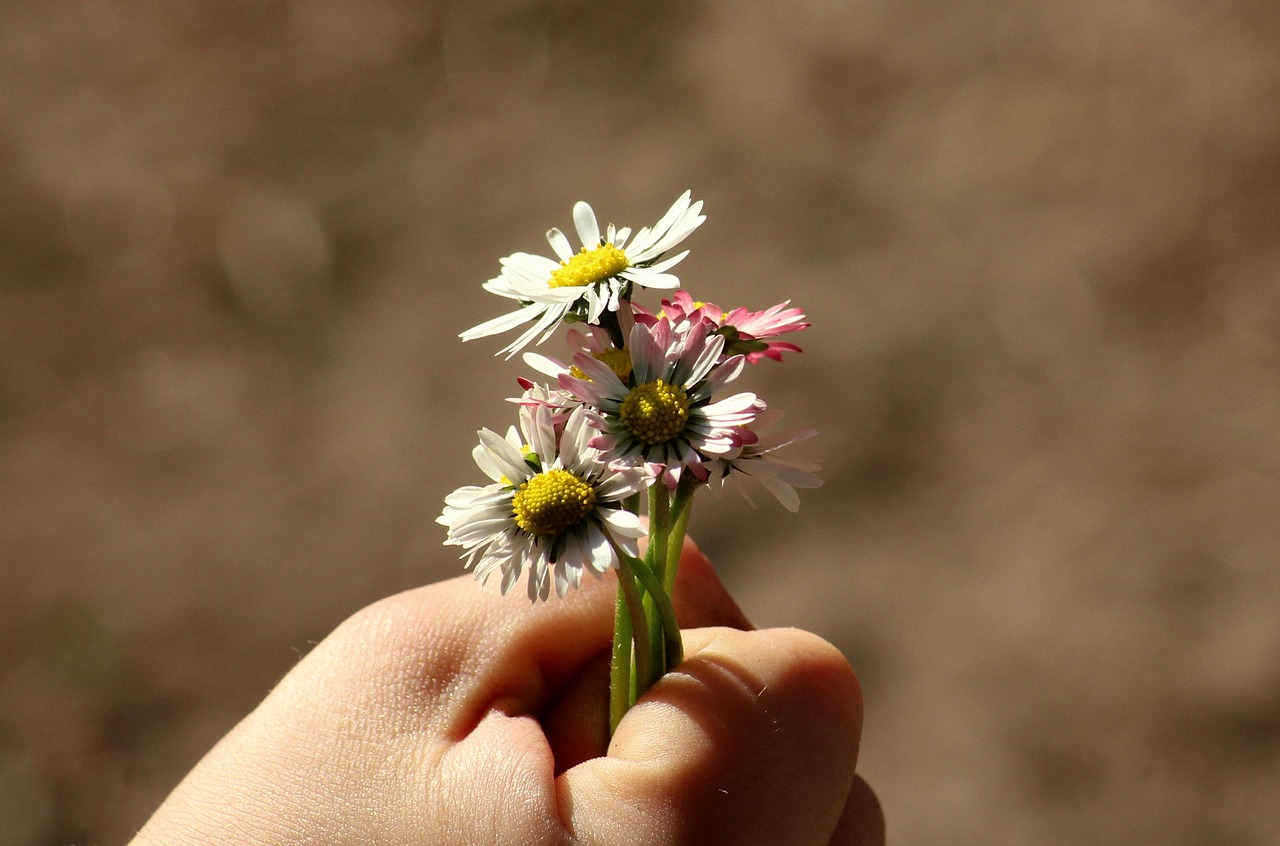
[438,192,820,733]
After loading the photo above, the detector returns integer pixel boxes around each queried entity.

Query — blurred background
[1,0,1278,843]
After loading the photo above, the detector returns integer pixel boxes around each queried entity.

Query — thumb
[557,626,863,846]
[542,536,752,772]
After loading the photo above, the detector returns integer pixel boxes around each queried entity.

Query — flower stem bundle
[439,192,820,733]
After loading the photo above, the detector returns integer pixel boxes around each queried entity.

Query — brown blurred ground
[2,1,1279,843]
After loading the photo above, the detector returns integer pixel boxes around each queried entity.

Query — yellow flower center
[620,379,690,445]
[548,243,630,289]
[569,348,633,382]
[512,469,597,536]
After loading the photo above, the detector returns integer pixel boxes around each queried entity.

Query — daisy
[506,380,580,429]
[560,315,763,489]
[522,324,634,385]
[461,192,705,357]
[705,409,822,512]
[438,404,647,601]
[651,291,810,364]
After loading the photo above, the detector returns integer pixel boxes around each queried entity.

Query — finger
[828,776,885,846]
[558,626,863,846]
[544,538,756,770]
[292,572,620,739]
[316,534,754,746]
[542,652,613,773]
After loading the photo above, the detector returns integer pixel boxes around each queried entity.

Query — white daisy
[438,404,647,601]
[705,409,822,512]
[560,315,763,489]
[461,192,705,358]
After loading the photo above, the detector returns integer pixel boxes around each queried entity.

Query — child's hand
[131,540,882,845]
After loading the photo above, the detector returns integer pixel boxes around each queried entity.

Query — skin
[131,540,884,845]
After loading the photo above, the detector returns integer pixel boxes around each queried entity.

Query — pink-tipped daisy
[438,404,647,601]
[461,192,705,358]
[705,409,822,512]
[506,380,580,429]
[654,291,810,364]
[559,315,763,489]
[522,324,634,385]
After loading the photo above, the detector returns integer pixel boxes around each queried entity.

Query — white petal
[702,391,760,416]
[498,563,519,595]
[545,227,574,261]
[450,516,515,546]
[625,191,688,257]
[561,408,598,471]
[701,354,747,397]
[500,252,560,283]
[522,352,568,378]
[622,267,682,290]
[524,404,558,464]
[526,547,551,601]
[600,507,645,537]
[558,372,611,408]
[460,302,546,341]
[626,192,705,261]
[481,275,522,299]
[628,321,663,385]
[472,441,509,483]
[442,483,489,509]
[596,470,647,500]
[573,201,601,247]
[572,352,628,396]
[498,302,570,358]
[563,531,590,576]
[479,428,532,481]
[636,250,689,275]
[520,285,591,304]
[757,474,802,512]
[584,286,608,323]
[584,523,616,573]
[681,330,726,386]
[768,462,823,489]
[734,479,760,509]
[554,558,571,597]
[613,529,640,558]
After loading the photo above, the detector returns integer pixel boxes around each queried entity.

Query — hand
[131,540,883,845]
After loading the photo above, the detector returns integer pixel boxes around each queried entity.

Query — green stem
[640,591,662,690]
[608,487,646,736]
[615,555,652,706]
[645,484,672,685]
[648,484,671,583]
[599,305,627,350]
[608,581,633,736]
[664,475,698,595]
[627,550,684,670]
